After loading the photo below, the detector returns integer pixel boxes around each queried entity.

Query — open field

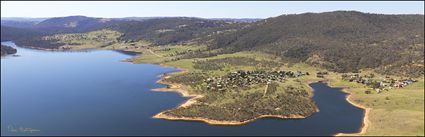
[326,73,424,136]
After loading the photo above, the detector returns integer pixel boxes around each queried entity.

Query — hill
[1,16,247,49]
[1,26,44,41]
[209,11,424,77]
[1,20,40,29]
[0,26,63,49]
[108,17,247,45]
[33,16,124,34]
[1,11,423,77]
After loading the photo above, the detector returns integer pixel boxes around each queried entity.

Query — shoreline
[153,112,306,125]
[321,80,371,136]
[9,42,139,54]
[150,67,309,125]
[144,62,317,125]
[336,93,371,136]
[150,70,370,133]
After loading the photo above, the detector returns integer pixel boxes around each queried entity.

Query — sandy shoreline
[147,63,315,125]
[335,93,371,136]
[153,112,306,125]
[322,80,371,136]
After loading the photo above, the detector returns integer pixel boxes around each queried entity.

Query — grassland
[43,29,124,50]
[325,72,424,136]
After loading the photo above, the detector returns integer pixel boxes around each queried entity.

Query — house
[205,70,307,92]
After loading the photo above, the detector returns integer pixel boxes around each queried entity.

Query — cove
[1,41,364,136]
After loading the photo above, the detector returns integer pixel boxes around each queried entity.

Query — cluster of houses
[341,73,417,93]
[205,70,308,91]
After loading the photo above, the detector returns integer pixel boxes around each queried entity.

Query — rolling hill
[108,17,247,45]
[209,11,424,77]
[1,11,423,77]
[33,16,124,33]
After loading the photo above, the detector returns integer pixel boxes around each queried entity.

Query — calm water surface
[1,41,364,136]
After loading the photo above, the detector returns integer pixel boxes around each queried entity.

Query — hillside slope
[34,16,124,33]
[1,17,247,48]
[109,17,247,45]
[210,11,424,77]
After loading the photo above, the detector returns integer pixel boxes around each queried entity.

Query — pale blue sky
[1,1,424,18]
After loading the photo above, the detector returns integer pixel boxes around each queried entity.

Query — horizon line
[1,10,424,19]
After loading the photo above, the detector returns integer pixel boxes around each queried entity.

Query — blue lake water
[1,41,364,136]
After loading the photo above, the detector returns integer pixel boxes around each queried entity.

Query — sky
[1,1,424,18]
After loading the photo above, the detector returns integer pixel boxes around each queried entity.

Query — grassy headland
[142,50,322,124]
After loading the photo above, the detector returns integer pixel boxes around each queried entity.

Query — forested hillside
[0,26,63,49]
[1,20,39,29]
[0,16,123,49]
[108,17,247,45]
[33,16,124,34]
[210,11,424,77]
[1,26,43,41]
[1,16,247,48]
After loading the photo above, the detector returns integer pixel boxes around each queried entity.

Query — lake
[1,41,364,136]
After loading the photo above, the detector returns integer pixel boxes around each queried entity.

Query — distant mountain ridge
[1,17,49,22]
[1,16,120,34]
[1,17,49,28]
[1,16,257,34]
[108,17,247,45]
[1,11,423,77]
[32,16,124,33]
[1,15,248,47]
[208,18,261,22]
